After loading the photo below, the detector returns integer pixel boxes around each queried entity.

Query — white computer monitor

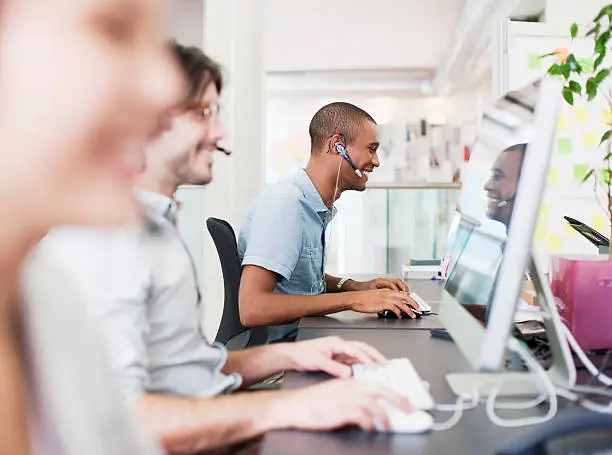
[438,77,575,396]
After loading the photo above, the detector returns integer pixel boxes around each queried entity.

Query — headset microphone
[215,145,232,156]
[497,195,515,208]
[334,142,363,178]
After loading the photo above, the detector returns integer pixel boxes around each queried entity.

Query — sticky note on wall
[574,108,589,123]
[557,138,573,154]
[573,164,589,180]
[603,110,612,125]
[534,224,546,242]
[583,132,599,147]
[539,205,549,221]
[591,215,606,233]
[557,116,568,132]
[547,167,560,184]
[548,235,563,253]
[578,57,594,73]
[526,54,542,69]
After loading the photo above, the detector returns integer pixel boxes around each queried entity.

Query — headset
[330,134,363,178]
[497,195,516,208]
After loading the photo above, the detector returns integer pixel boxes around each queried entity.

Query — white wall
[264,0,463,72]
[173,0,265,341]
[170,0,204,47]
[545,0,611,27]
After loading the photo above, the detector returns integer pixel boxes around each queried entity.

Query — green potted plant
[545,4,612,351]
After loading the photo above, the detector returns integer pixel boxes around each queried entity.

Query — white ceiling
[263,0,465,72]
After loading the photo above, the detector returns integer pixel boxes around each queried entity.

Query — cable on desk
[485,338,558,428]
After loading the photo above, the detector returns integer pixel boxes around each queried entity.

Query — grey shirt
[22,245,163,455]
[42,188,241,403]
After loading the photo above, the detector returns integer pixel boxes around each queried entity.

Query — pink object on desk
[550,255,612,350]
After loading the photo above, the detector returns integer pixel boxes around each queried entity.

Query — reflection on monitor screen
[443,81,538,317]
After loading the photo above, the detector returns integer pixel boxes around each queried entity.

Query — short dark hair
[170,42,223,106]
[503,143,527,155]
[503,143,528,177]
[308,102,376,152]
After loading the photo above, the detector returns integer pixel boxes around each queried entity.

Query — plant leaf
[561,63,571,79]
[586,77,599,101]
[586,23,601,37]
[566,54,584,74]
[563,86,575,105]
[594,52,606,71]
[540,52,557,59]
[569,80,582,94]
[596,35,608,54]
[601,130,612,145]
[604,152,612,161]
[596,68,610,83]
[547,63,561,75]
[571,22,579,38]
[582,168,595,183]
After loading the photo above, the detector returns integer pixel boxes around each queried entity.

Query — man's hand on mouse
[348,289,419,319]
[342,277,410,294]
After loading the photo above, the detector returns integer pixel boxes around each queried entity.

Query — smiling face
[340,120,380,191]
[0,0,184,228]
[483,148,524,226]
[147,80,226,187]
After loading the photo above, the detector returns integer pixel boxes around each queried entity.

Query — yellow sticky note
[534,224,546,242]
[591,215,606,233]
[548,235,562,253]
[565,222,579,236]
[574,108,589,123]
[557,116,568,132]
[583,131,599,147]
[603,110,612,125]
[547,167,560,184]
[539,205,549,221]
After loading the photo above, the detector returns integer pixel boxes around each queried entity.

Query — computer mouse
[377,304,422,319]
[374,401,433,434]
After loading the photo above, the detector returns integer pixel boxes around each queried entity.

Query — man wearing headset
[483,143,527,229]
[238,102,420,344]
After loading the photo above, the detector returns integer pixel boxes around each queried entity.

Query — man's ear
[330,133,346,154]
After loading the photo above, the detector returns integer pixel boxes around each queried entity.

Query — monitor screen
[442,81,539,317]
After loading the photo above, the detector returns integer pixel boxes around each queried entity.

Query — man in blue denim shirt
[238,102,419,343]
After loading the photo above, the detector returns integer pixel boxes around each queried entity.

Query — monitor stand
[444,255,576,398]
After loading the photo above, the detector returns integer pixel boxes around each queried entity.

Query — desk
[300,279,445,331]
[260,329,542,455]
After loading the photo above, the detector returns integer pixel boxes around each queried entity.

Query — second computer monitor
[439,77,562,373]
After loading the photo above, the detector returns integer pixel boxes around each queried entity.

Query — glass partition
[325,184,461,276]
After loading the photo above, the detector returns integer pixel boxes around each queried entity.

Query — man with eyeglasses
[237,102,421,344]
[41,43,413,454]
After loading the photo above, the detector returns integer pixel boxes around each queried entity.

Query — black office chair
[206,217,268,350]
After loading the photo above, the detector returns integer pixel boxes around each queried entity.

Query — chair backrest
[206,218,267,349]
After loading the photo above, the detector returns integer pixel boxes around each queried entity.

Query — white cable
[491,390,547,410]
[562,324,612,387]
[485,338,558,428]
[432,391,479,432]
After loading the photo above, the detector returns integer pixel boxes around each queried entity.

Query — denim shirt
[238,169,337,342]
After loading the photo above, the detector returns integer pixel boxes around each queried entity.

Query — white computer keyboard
[409,292,432,314]
[352,358,435,410]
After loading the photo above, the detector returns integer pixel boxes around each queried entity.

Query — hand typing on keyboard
[352,358,435,433]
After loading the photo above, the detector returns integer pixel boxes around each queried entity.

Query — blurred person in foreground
[0,0,184,454]
[43,43,414,455]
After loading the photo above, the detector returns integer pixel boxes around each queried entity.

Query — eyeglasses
[186,101,221,124]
